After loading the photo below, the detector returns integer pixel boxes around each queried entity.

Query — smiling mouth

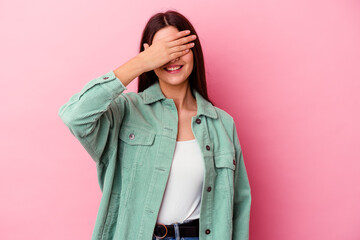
[163,65,184,73]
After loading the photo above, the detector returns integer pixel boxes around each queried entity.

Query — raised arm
[58,29,197,165]
[58,56,144,165]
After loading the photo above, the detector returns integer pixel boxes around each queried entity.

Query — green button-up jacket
[58,70,251,240]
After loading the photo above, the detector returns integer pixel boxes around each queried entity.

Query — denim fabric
[58,70,251,240]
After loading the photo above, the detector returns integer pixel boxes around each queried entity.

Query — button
[233,159,236,165]
[103,77,109,80]
[206,145,210,151]
[207,186,212,192]
[129,133,135,140]
[195,118,201,124]
[205,229,211,234]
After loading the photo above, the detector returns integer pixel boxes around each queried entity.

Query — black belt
[153,218,199,239]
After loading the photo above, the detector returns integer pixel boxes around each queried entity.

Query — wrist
[135,52,149,73]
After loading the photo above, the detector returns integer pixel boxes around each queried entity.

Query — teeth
[166,66,181,71]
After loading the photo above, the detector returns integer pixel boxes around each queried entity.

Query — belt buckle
[154,223,168,239]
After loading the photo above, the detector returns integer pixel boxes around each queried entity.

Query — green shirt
[58,70,251,240]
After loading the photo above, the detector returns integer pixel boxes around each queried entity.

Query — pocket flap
[214,153,236,170]
[119,126,155,145]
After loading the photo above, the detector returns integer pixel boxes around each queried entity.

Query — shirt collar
[142,81,218,119]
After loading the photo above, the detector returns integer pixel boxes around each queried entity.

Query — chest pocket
[214,153,236,170]
[118,125,156,168]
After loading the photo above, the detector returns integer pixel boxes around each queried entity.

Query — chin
[159,77,188,86]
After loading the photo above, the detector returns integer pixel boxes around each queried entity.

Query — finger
[168,34,197,48]
[164,30,191,42]
[168,35,196,49]
[169,49,190,59]
[168,42,195,54]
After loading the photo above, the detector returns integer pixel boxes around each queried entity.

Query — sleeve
[232,120,252,240]
[58,70,128,165]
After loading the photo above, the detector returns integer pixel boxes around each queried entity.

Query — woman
[58,10,251,240]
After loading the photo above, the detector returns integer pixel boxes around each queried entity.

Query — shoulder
[214,106,235,126]
[115,91,144,106]
[213,106,242,152]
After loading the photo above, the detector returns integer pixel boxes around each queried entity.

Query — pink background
[1,0,359,239]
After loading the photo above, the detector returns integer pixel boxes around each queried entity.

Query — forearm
[113,55,146,87]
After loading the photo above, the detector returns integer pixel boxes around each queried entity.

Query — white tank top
[156,138,205,225]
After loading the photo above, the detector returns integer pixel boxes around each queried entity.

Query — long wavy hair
[137,10,214,106]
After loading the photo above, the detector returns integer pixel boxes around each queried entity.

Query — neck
[158,79,197,112]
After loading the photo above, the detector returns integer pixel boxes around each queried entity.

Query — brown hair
[137,10,214,106]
